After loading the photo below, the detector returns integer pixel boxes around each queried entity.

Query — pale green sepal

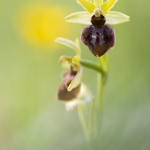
[75,38,81,52]
[59,56,72,69]
[101,0,118,14]
[75,38,81,58]
[77,0,96,13]
[105,11,130,25]
[94,0,103,8]
[55,37,80,56]
[65,11,91,25]
[67,67,83,91]
[59,56,72,63]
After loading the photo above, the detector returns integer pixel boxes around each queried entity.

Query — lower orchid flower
[56,38,92,111]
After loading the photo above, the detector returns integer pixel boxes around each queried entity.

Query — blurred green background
[0,0,150,149]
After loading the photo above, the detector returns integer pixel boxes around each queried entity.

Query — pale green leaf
[77,0,96,13]
[55,37,80,55]
[105,11,130,25]
[65,11,91,25]
[67,68,83,91]
[101,0,118,14]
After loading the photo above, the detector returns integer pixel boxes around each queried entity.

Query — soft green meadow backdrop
[0,0,150,149]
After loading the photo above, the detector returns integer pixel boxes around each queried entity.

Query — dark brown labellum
[57,67,81,101]
[81,24,115,57]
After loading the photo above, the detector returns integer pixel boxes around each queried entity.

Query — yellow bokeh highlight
[16,3,70,48]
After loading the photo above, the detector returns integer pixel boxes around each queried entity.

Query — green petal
[55,37,80,56]
[105,11,130,25]
[94,0,103,7]
[77,0,96,13]
[101,0,118,14]
[65,11,91,25]
[67,68,83,91]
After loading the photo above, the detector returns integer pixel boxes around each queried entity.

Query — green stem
[80,58,107,112]
[77,103,89,141]
[94,56,107,137]
[78,57,107,140]
[96,73,105,112]
[80,59,106,75]
[96,55,107,111]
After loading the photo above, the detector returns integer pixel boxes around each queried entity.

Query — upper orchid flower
[65,0,130,25]
[66,0,130,57]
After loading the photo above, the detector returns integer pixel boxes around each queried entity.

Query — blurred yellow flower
[16,3,70,48]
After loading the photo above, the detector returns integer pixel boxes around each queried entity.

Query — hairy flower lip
[57,69,81,101]
[81,24,115,57]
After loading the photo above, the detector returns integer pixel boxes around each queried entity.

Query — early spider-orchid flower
[65,0,130,57]
[55,38,92,111]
